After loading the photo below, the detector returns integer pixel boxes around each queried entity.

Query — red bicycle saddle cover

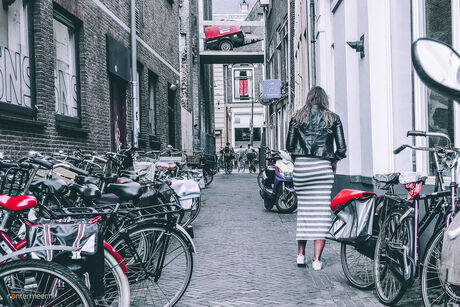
[0,195,37,211]
[330,189,376,212]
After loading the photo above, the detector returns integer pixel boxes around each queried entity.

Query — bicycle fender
[175,224,197,254]
[104,242,128,273]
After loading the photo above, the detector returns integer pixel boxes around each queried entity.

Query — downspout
[287,0,292,116]
[310,0,316,86]
[130,0,139,148]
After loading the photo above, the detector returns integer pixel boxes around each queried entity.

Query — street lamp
[240,0,249,13]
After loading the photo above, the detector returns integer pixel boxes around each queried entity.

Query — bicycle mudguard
[175,224,197,254]
[104,242,128,273]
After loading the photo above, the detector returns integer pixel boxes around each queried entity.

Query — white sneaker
[297,254,306,266]
[312,260,323,271]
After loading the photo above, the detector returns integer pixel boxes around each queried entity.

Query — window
[235,128,261,142]
[0,0,33,110]
[425,0,454,175]
[233,69,253,101]
[148,73,157,135]
[54,13,79,118]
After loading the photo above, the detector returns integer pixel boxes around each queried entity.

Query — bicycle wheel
[0,259,95,307]
[373,209,413,305]
[422,229,460,306]
[99,249,130,307]
[203,169,213,187]
[341,242,374,289]
[181,197,201,227]
[108,222,193,307]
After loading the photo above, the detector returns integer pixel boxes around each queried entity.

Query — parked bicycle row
[0,145,214,306]
[328,39,460,306]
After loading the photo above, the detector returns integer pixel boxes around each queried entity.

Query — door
[168,87,176,147]
[109,76,128,152]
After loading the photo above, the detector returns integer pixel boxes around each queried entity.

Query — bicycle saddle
[373,173,400,184]
[30,178,69,195]
[0,195,37,211]
[373,173,400,190]
[69,183,101,201]
[119,171,139,182]
[106,182,142,201]
[399,172,427,184]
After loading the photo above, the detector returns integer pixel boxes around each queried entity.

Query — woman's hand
[332,162,337,174]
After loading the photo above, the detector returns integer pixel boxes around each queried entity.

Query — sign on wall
[261,79,281,99]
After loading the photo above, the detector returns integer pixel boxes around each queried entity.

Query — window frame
[148,71,158,136]
[232,67,254,103]
[0,0,36,120]
[411,0,459,179]
[53,7,82,125]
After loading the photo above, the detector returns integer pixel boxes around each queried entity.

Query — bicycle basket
[329,190,377,242]
[0,167,32,196]
[26,217,105,296]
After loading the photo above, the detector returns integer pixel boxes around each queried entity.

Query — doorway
[168,86,176,147]
[109,75,128,152]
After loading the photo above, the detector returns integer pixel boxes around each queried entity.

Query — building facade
[262,0,295,151]
[212,0,265,152]
[294,0,459,192]
[0,0,214,157]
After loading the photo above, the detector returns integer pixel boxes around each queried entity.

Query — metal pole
[250,97,254,146]
[130,0,139,148]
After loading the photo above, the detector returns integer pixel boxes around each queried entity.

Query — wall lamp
[347,35,365,58]
[3,0,16,10]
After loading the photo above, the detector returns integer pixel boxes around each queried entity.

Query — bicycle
[0,259,95,307]
[373,130,459,305]
[339,172,400,290]
[224,157,233,174]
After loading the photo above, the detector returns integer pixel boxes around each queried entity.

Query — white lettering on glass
[0,46,32,108]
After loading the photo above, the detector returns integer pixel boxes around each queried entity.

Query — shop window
[0,0,33,112]
[425,0,454,175]
[233,69,253,101]
[148,72,157,136]
[54,12,79,118]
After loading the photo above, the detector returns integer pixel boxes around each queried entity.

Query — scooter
[258,150,297,213]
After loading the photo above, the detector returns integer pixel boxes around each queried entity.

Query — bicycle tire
[99,249,130,307]
[340,242,374,290]
[204,169,213,187]
[0,259,95,307]
[373,209,413,305]
[107,221,193,307]
[421,229,460,306]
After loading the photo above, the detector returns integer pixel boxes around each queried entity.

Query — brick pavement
[179,173,423,306]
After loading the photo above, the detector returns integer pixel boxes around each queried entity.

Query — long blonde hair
[292,86,333,128]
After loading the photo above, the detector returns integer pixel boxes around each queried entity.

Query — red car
[205,26,245,51]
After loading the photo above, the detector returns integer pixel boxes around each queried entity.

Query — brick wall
[0,0,182,158]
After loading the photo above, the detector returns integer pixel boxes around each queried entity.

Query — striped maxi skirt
[293,157,334,241]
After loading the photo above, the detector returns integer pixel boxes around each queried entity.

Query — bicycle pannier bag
[329,189,376,242]
[440,213,460,286]
[26,217,104,296]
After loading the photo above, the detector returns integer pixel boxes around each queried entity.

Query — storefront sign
[262,79,281,99]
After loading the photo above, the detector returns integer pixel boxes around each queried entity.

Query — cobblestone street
[180,173,423,306]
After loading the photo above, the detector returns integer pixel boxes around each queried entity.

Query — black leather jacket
[286,106,346,162]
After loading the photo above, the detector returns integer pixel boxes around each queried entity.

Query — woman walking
[286,86,346,270]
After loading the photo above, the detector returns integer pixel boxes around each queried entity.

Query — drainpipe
[287,0,292,116]
[131,0,139,148]
[310,0,317,87]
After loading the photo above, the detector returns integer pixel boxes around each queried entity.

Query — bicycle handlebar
[407,130,452,147]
